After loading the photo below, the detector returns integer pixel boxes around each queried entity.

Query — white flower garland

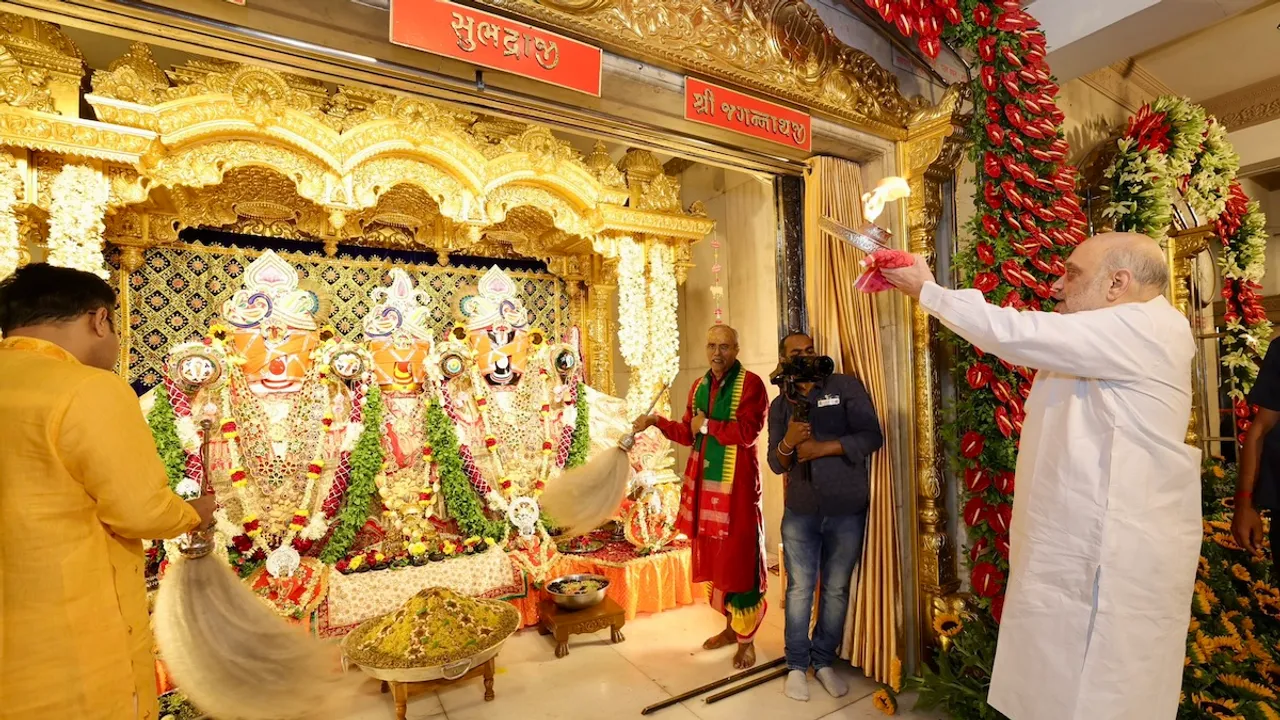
[646,243,680,415]
[47,164,110,279]
[616,236,648,367]
[1185,120,1237,223]
[0,162,20,280]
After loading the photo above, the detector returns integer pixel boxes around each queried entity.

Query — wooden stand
[379,658,495,720]
[538,597,626,658]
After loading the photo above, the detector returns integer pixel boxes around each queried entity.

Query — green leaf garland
[146,390,187,490]
[320,383,385,564]
[426,398,507,543]
[566,383,591,469]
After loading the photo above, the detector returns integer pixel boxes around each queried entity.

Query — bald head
[1053,232,1167,314]
[705,324,740,377]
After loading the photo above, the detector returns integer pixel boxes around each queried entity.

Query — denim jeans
[782,508,867,671]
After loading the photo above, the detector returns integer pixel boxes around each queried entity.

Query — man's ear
[1109,269,1133,299]
[89,307,112,337]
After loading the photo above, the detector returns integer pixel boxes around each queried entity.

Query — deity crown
[364,269,433,342]
[222,250,322,331]
[459,266,531,332]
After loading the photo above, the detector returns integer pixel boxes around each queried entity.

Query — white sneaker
[815,666,848,698]
[784,670,809,701]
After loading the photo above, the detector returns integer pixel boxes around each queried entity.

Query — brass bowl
[546,573,610,611]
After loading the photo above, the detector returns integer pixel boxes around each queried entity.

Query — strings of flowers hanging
[862,0,1088,714]
[0,159,20,280]
[1103,95,1271,442]
[646,242,681,415]
[47,163,110,279]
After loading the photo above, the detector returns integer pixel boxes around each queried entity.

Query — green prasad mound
[345,587,519,669]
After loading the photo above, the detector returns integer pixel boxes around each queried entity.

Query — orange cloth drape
[803,157,904,687]
[508,546,701,626]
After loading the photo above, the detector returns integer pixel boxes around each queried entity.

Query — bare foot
[733,642,756,669]
[703,628,736,650]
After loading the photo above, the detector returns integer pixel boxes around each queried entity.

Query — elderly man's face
[706,326,739,375]
[1051,239,1115,314]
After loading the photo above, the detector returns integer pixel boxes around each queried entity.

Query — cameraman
[767,332,883,702]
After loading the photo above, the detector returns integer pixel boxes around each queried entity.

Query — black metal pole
[640,657,786,715]
[703,667,790,704]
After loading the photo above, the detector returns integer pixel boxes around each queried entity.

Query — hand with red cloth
[856,248,919,293]
[878,252,936,299]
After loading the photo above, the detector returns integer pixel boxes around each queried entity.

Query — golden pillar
[115,243,145,378]
[586,254,618,395]
[899,90,967,653]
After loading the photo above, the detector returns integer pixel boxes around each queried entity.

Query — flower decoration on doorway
[48,164,111,279]
[1104,96,1271,444]
[863,0,1088,713]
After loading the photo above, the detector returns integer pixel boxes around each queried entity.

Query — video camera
[770,354,835,422]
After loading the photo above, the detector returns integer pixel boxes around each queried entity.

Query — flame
[861,176,911,223]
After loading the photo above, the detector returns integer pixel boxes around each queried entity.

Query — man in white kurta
[883,233,1201,720]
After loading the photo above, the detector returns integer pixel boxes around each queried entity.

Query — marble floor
[341,580,944,720]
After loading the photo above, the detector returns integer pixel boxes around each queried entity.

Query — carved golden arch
[0,44,704,391]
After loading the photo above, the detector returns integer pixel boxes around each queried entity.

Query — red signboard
[684,77,812,152]
[391,0,603,97]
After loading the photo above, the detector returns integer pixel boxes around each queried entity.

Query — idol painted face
[362,269,434,391]
[233,328,319,393]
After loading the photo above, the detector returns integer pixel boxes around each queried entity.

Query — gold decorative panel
[475,0,926,138]
[110,241,571,389]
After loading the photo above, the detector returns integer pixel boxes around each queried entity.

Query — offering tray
[340,588,519,717]
[556,537,606,555]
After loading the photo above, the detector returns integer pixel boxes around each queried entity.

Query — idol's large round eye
[440,353,466,378]
[554,350,577,374]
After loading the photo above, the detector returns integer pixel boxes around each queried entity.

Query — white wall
[672,165,785,556]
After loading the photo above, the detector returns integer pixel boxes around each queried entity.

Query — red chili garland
[865,0,1089,625]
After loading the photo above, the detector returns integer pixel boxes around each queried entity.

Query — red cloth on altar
[855,248,915,293]
[654,370,768,596]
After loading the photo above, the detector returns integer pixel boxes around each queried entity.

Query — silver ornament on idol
[266,545,302,578]
[507,496,540,538]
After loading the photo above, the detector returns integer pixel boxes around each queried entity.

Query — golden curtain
[803,156,902,687]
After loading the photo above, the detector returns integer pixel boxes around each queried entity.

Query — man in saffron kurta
[635,325,769,669]
[0,264,213,720]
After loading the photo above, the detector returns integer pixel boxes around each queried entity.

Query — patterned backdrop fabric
[110,241,572,390]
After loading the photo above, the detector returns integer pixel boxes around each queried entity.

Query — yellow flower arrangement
[932,613,963,639]
[871,688,897,716]
[348,555,364,570]
[1220,674,1277,700]
[408,542,428,557]
[889,656,903,693]
[1260,703,1280,720]
[1191,695,1239,720]
[1231,564,1251,582]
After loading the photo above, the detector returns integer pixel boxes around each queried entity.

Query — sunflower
[1231,564,1252,582]
[1258,702,1280,720]
[1219,674,1277,701]
[1192,695,1240,719]
[871,688,897,716]
[889,656,903,693]
[933,613,963,638]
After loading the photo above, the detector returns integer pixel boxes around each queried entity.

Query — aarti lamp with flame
[819,176,912,254]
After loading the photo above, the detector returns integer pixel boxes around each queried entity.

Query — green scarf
[692,360,745,500]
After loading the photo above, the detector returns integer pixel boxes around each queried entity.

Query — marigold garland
[319,383,385,563]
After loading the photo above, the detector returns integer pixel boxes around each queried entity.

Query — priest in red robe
[634,324,769,669]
